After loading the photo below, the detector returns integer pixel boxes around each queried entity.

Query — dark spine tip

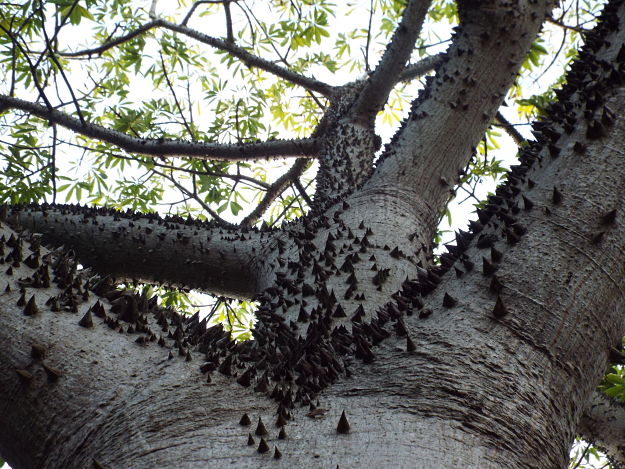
[255,417,268,436]
[276,414,287,427]
[240,413,251,426]
[442,292,457,308]
[522,195,534,211]
[23,295,39,316]
[78,310,93,328]
[406,335,417,352]
[600,209,617,225]
[482,257,496,276]
[490,247,503,263]
[337,410,350,434]
[489,276,504,294]
[591,231,605,245]
[31,343,46,360]
[257,438,270,453]
[552,186,562,205]
[493,296,508,318]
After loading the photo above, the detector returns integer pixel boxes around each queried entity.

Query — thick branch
[0,221,278,469]
[579,391,625,467]
[0,95,319,161]
[350,0,432,122]
[366,0,553,238]
[8,205,278,298]
[59,20,161,57]
[546,14,590,33]
[59,18,335,97]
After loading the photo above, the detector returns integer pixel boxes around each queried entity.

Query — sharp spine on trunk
[493,296,509,318]
[257,438,269,453]
[336,410,350,433]
[442,292,457,308]
[255,417,268,436]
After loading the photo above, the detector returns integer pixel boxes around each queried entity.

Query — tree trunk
[1,0,625,468]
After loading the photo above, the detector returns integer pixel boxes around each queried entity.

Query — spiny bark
[0,226,277,468]
[2,0,625,468]
[10,204,277,298]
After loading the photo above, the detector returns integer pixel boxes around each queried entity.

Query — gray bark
[10,205,276,299]
[1,0,625,468]
[579,392,625,467]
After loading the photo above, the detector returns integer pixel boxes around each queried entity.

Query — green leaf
[230,201,243,215]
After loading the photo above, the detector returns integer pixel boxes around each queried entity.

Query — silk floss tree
[0,0,625,468]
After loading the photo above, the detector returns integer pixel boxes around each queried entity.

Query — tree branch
[495,111,526,146]
[546,14,591,33]
[38,1,85,126]
[397,52,445,83]
[294,178,313,207]
[58,18,335,97]
[8,204,277,298]
[365,0,553,238]
[0,22,53,110]
[50,137,272,189]
[223,0,234,43]
[350,0,433,122]
[158,53,194,138]
[239,158,309,227]
[59,20,161,57]
[151,168,232,226]
[578,391,625,467]
[0,95,320,161]
[181,0,242,25]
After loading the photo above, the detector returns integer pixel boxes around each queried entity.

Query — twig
[51,124,57,203]
[159,53,194,137]
[152,168,232,226]
[571,442,591,469]
[268,178,313,227]
[240,158,309,227]
[181,0,241,26]
[546,15,590,33]
[364,0,374,72]
[38,0,85,125]
[397,53,445,83]
[0,23,53,110]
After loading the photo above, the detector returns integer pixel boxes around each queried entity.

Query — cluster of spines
[1,223,207,388]
[192,0,625,415]
[6,4,624,457]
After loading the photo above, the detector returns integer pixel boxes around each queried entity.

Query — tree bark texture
[1,0,625,468]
